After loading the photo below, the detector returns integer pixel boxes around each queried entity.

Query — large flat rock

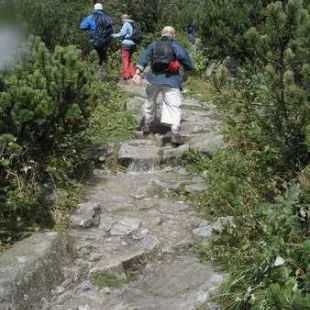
[110,218,141,236]
[189,133,226,156]
[0,232,67,310]
[52,256,223,310]
[181,109,221,136]
[118,139,161,167]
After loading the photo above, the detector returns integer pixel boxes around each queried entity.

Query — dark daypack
[128,21,143,44]
[151,37,175,72]
[92,13,113,48]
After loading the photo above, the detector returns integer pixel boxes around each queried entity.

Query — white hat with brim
[94,3,103,10]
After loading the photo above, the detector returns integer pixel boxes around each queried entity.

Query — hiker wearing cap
[186,19,197,45]
[132,26,193,144]
[112,14,142,80]
[80,3,113,67]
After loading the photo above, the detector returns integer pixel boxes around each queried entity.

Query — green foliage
[181,151,210,174]
[15,0,196,51]
[243,0,310,164]
[91,270,139,288]
[189,48,209,76]
[89,87,136,143]
[198,0,268,59]
[0,36,134,243]
[214,0,310,173]
[186,1,310,308]
[0,36,99,232]
[189,149,267,217]
[91,275,128,288]
[197,180,310,309]
[17,0,90,49]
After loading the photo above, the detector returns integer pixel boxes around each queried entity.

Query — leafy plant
[0,35,135,244]
[186,1,310,309]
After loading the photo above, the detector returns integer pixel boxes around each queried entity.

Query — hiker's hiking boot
[141,122,152,137]
[162,131,184,146]
[170,132,184,145]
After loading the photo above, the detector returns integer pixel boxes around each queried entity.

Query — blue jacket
[80,10,111,39]
[112,19,135,46]
[137,37,194,89]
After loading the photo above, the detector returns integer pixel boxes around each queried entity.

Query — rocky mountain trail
[0,82,226,310]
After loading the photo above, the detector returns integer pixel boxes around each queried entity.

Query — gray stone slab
[0,232,67,310]
[69,202,102,229]
[189,134,226,156]
[161,144,190,162]
[58,256,223,310]
[110,218,141,236]
[118,140,161,166]
[184,182,208,194]
[212,216,234,234]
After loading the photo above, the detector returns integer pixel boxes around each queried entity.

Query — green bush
[16,0,90,49]
[0,36,103,230]
[89,86,136,143]
[186,1,310,308]
[0,35,136,240]
[198,0,268,59]
[198,177,310,309]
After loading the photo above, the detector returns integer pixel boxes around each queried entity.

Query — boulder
[69,202,102,229]
[0,232,67,310]
[184,182,208,194]
[189,133,225,157]
[212,216,234,234]
[110,218,141,236]
[192,221,213,238]
[161,144,190,162]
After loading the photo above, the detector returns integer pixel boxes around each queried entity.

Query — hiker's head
[161,26,176,39]
[121,14,130,22]
[94,3,103,11]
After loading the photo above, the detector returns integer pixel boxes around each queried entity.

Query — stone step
[118,139,162,169]
[48,256,223,310]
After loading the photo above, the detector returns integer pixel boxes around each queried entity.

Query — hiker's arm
[80,16,91,30]
[174,43,193,83]
[133,43,153,84]
[174,43,194,72]
[136,43,154,73]
[112,22,129,38]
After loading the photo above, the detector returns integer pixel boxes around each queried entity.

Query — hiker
[80,3,113,67]
[112,14,141,80]
[186,19,197,45]
[132,26,193,144]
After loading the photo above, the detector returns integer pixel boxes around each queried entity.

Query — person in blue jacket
[112,14,136,80]
[80,3,113,66]
[132,26,193,144]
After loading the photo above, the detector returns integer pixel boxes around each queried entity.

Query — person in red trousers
[112,14,136,80]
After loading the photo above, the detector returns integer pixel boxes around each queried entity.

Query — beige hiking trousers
[143,83,181,128]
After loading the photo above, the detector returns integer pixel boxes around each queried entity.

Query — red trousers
[121,47,135,80]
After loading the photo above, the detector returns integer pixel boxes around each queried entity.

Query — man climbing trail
[112,14,142,80]
[132,26,193,145]
[80,3,113,67]
[186,19,197,45]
